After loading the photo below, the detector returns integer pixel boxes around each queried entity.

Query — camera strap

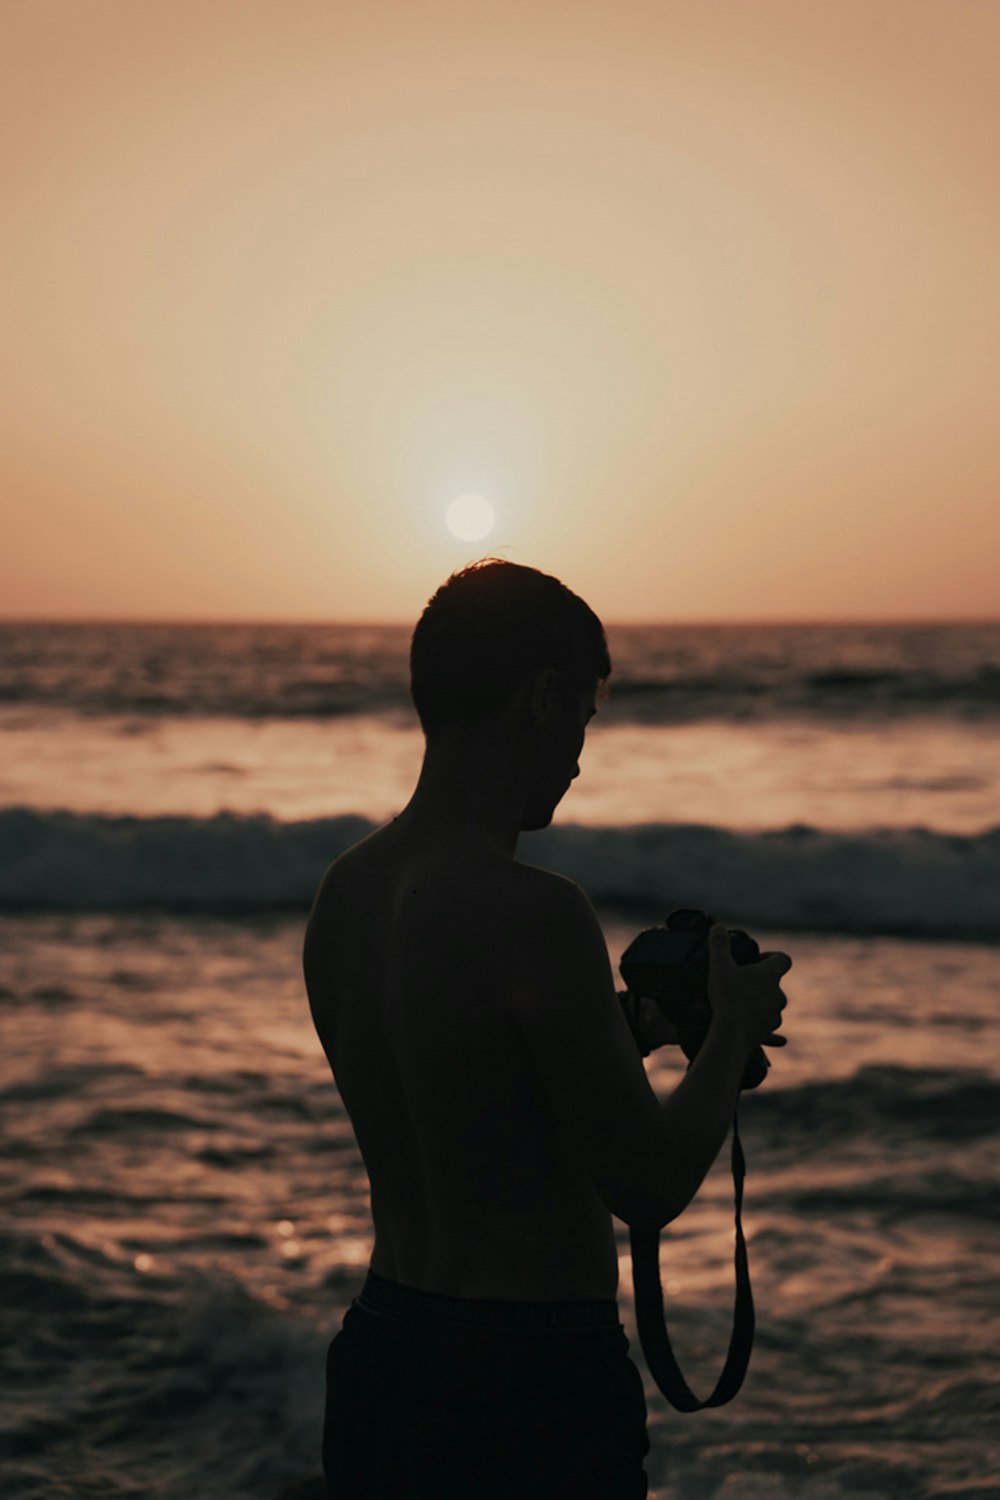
[629,1109,754,1411]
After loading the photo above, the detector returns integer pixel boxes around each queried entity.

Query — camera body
[619,908,769,1090]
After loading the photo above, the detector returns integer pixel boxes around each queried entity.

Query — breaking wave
[1,808,997,938]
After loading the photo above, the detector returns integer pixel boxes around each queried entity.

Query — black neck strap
[629,1110,754,1411]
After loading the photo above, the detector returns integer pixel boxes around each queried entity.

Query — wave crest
[1,808,998,938]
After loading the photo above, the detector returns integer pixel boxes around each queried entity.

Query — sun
[445,494,495,542]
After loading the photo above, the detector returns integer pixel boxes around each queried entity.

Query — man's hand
[619,984,789,1056]
[617,990,680,1053]
[707,924,791,1050]
[635,994,681,1051]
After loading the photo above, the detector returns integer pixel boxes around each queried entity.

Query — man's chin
[521,804,556,832]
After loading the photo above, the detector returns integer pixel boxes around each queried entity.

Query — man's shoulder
[486,862,607,987]
[506,861,594,919]
[304,828,389,965]
[449,854,589,931]
[308,822,395,914]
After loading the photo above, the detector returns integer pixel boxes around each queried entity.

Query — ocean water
[1,621,998,1500]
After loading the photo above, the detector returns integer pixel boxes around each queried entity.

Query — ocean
[1,620,998,1499]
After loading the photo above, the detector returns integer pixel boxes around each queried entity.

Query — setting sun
[1,0,998,627]
[445,495,496,542]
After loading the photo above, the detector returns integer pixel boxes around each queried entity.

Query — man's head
[410,559,611,828]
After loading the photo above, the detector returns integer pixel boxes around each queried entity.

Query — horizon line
[0,614,998,629]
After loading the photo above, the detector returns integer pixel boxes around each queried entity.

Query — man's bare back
[309,564,793,1497]
[304,816,620,1301]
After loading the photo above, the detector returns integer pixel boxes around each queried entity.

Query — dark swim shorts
[322,1269,650,1499]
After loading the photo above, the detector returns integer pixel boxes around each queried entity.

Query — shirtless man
[305,559,791,1499]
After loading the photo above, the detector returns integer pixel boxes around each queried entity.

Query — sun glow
[445,494,495,542]
[1,4,996,621]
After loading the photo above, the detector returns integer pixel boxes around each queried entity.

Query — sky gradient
[2,0,998,622]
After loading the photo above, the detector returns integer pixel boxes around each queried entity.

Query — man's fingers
[714,934,792,981]
[639,995,680,1045]
[708,923,736,968]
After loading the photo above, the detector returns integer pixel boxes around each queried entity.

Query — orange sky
[2,0,998,622]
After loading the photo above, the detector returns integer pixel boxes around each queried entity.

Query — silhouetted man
[305,560,790,1498]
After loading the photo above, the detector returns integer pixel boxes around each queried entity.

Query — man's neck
[395,736,527,860]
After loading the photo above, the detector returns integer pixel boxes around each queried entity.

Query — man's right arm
[505,874,790,1232]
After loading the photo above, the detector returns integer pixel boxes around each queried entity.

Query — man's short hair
[410,559,611,740]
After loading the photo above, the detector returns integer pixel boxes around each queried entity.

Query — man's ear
[524,667,557,728]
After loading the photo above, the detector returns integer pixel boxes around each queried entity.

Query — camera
[619,908,769,1091]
